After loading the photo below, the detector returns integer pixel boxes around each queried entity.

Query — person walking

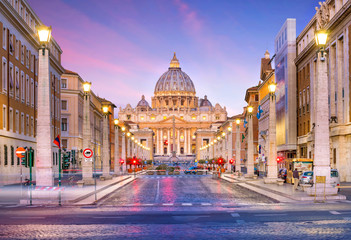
[293,168,299,190]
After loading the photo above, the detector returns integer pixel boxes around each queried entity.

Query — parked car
[184,166,197,174]
[298,169,340,192]
[298,171,313,185]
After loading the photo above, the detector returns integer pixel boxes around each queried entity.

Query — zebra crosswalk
[138,175,211,179]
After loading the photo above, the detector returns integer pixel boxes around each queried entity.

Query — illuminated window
[151,116,155,120]
[163,116,167,120]
[140,116,144,120]
[202,116,206,120]
[192,116,196,120]
[180,116,183,120]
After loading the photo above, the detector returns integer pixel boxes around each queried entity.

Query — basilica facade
[118,54,227,160]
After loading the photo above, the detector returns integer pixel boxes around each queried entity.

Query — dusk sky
[28,0,318,117]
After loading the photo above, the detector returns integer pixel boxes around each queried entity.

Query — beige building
[118,54,227,161]
[0,0,64,185]
[61,70,116,170]
[295,0,351,181]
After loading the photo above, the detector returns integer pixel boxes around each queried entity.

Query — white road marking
[182,203,193,206]
[221,203,230,206]
[231,213,240,217]
[11,217,45,219]
[330,211,341,215]
[343,217,351,221]
[162,203,174,206]
[141,204,154,206]
[155,180,160,202]
[236,220,245,224]
[254,214,287,217]
[201,203,212,206]
[93,216,124,219]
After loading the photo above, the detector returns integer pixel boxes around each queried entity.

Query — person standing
[293,168,299,190]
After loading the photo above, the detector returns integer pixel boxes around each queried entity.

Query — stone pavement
[220,173,347,203]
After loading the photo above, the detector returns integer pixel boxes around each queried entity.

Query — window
[26,50,29,68]
[15,110,19,133]
[30,78,34,106]
[9,62,13,96]
[26,75,29,104]
[9,108,13,131]
[4,145,8,165]
[21,72,24,101]
[11,146,14,165]
[15,40,19,59]
[21,45,24,64]
[61,100,67,110]
[62,118,68,131]
[15,67,19,99]
[62,139,68,149]
[31,55,34,72]
[3,105,7,129]
[26,115,29,135]
[31,117,33,136]
[21,112,24,134]
[2,57,7,92]
[3,28,7,50]
[255,94,259,101]
[9,34,13,54]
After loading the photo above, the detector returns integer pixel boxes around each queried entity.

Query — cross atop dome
[169,52,180,69]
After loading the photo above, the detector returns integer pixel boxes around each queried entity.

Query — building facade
[274,18,297,160]
[118,54,227,161]
[61,70,116,171]
[295,0,351,181]
[0,0,63,185]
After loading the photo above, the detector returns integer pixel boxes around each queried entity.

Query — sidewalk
[221,173,347,203]
[13,172,142,206]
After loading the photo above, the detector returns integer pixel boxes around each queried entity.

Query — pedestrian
[293,168,299,190]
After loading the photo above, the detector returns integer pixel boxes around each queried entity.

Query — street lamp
[246,105,254,177]
[309,29,335,196]
[235,118,241,174]
[81,80,93,184]
[264,82,278,183]
[114,118,120,175]
[37,25,51,55]
[102,105,111,179]
[36,25,54,186]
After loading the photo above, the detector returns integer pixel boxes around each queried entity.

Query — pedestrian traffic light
[229,159,234,164]
[120,159,124,164]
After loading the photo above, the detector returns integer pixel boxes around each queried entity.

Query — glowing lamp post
[246,106,254,177]
[264,82,278,183]
[36,25,54,186]
[102,105,111,179]
[114,119,120,176]
[235,118,241,174]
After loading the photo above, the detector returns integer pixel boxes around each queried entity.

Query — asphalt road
[1,175,351,239]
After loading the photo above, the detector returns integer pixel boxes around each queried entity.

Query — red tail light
[302,176,307,178]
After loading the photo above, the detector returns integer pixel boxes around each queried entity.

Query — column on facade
[330,45,336,117]
[102,115,110,178]
[114,126,120,175]
[177,129,180,154]
[184,128,188,155]
[127,137,131,158]
[156,129,160,155]
[160,129,164,155]
[337,39,344,123]
[132,140,135,157]
[265,93,277,182]
[167,128,170,155]
[121,133,126,173]
[188,129,191,154]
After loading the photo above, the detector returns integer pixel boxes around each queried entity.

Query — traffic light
[120,159,124,164]
[229,159,234,164]
[71,150,76,164]
[62,152,71,170]
[164,140,168,146]
[21,152,28,167]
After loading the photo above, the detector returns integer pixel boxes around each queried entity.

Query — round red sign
[83,148,93,158]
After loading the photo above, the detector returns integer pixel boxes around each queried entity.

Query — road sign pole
[94,147,97,202]
[58,148,62,206]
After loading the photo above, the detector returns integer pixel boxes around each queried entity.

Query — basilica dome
[154,53,196,96]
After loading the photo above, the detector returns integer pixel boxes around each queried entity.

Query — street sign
[16,147,26,158]
[83,148,93,158]
[316,176,326,183]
